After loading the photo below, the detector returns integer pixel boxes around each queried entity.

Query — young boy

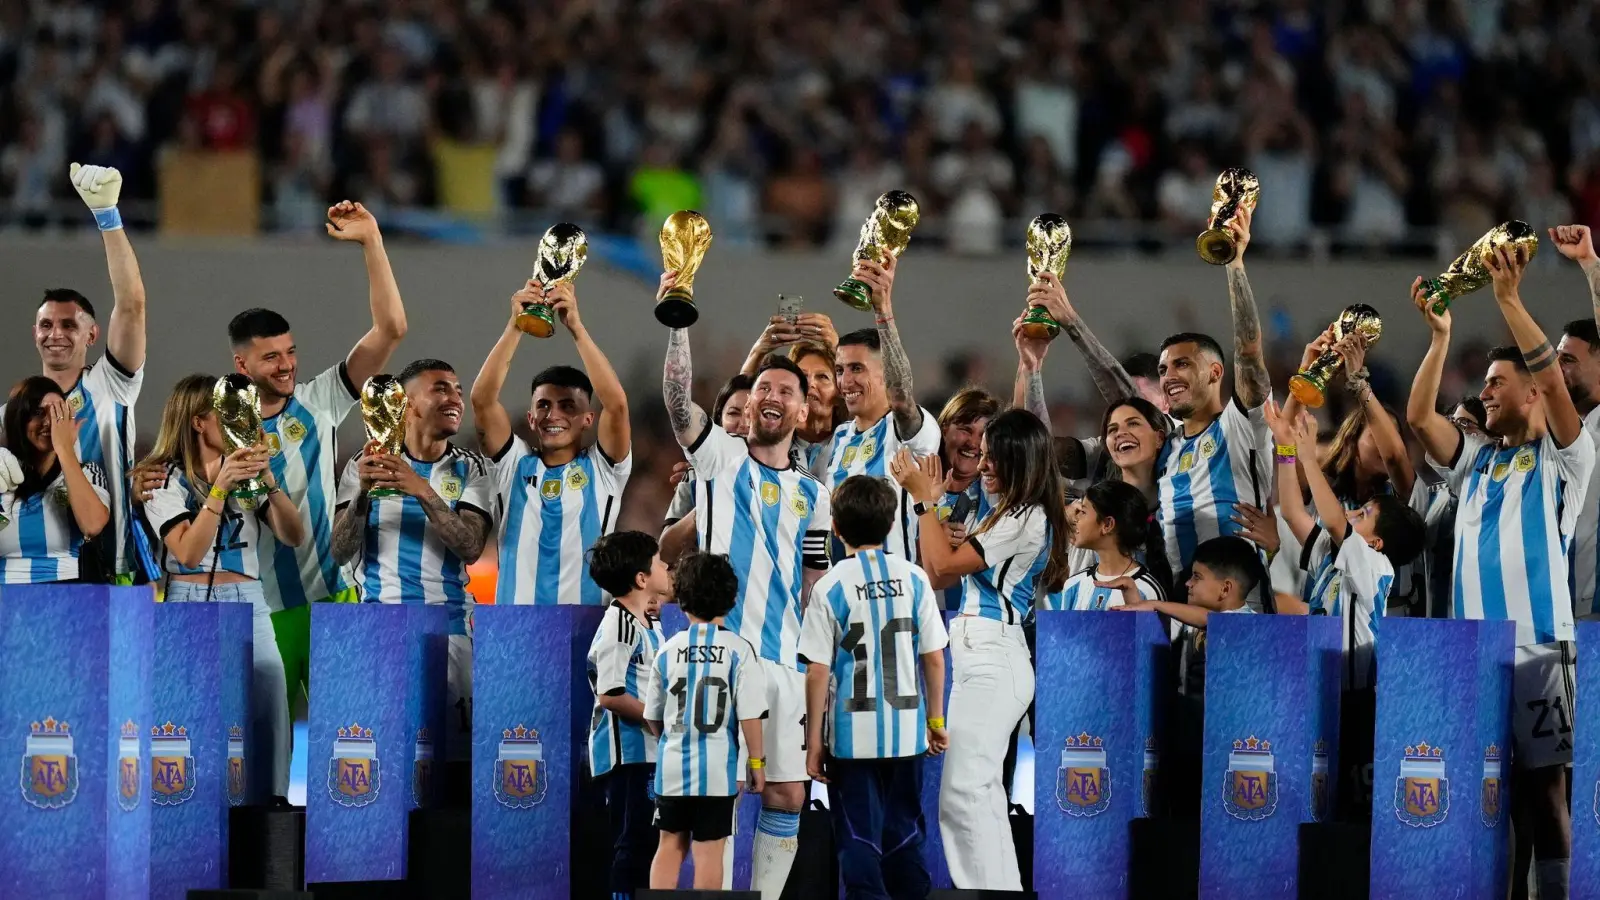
[586,531,671,898]
[645,551,767,890]
[798,475,949,899]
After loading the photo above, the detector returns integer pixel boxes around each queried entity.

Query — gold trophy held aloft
[212,374,270,502]
[1288,305,1383,409]
[657,211,712,328]
[835,191,920,311]
[1019,214,1073,340]
[1196,168,1260,266]
[515,223,589,338]
[361,375,409,498]
[1420,221,1539,315]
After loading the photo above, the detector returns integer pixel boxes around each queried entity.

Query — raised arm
[661,274,710,448]
[854,256,924,436]
[1297,412,1352,548]
[1013,316,1052,429]
[1223,206,1271,409]
[470,286,534,457]
[1263,399,1315,545]
[69,165,148,372]
[1405,279,1462,466]
[548,283,630,462]
[1549,225,1600,332]
[326,202,409,387]
[1030,271,1139,404]
[1488,244,1582,446]
[1336,334,1416,497]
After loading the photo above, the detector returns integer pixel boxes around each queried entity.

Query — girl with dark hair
[1094,396,1170,501]
[1043,480,1170,610]
[0,377,111,582]
[891,408,1069,890]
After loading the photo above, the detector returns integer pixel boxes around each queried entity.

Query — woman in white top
[0,377,110,583]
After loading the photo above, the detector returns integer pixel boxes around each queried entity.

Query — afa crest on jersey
[566,466,589,491]
[1309,739,1330,822]
[328,722,381,808]
[1481,743,1502,828]
[1223,735,1277,821]
[22,716,78,810]
[150,720,195,806]
[413,728,434,808]
[494,724,548,809]
[1056,732,1110,817]
[117,719,140,812]
[789,487,810,518]
[281,416,308,444]
[1142,736,1158,817]
[440,475,464,501]
[1395,740,1448,828]
[227,724,246,807]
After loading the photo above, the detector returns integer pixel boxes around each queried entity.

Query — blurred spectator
[764,146,834,249]
[186,59,253,151]
[1157,143,1215,231]
[1,115,58,226]
[343,46,426,147]
[528,128,604,220]
[630,142,701,236]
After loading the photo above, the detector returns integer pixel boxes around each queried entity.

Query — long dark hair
[3,377,67,502]
[1095,396,1170,483]
[1082,479,1174,596]
[972,409,1071,593]
[1322,402,1402,504]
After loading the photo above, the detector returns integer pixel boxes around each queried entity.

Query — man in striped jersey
[1407,245,1594,900]
[331,359,493,760]
[2,164,148,584]
[228,200,410,712]
[661,272,832,900]
[471,279,631,605]
[1549,225,1600,621]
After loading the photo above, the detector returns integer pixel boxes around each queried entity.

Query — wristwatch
[912,500,935,517]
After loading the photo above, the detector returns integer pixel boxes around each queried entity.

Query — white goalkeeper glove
[0,447,23,494]
[70,162,124,231]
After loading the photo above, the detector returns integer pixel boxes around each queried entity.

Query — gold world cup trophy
[834,190,920,311]
[361,375,409,499]
[1420,221,1540,315]
[515,223,589,338]
[1288,305,1384,409]
[211,374,270,502]
[657,211,712,327]
[1019,214,1073,340]
[1196,168,1261,266]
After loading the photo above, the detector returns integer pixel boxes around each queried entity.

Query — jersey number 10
[841,617,920,713]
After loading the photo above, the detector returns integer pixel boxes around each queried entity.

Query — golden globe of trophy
[515,223,589,338]
[834,190,919,311]
[1421,221,1540,315]
[211,374,270,501]
[1019,214,1073,341]
[1196,168,1260,266]
[657,211,712,328]
[1288,305,1383,409]
[360,375,409,498]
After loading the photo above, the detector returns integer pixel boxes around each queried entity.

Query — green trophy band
[516,222,589,338]
[835,190,919,311]
[1421,220,1540,315]
[212,374,270,502]
[1019,213,1073,340]
[657,210,712,328]
[360,374,409,498]
[1287,304,1383,409]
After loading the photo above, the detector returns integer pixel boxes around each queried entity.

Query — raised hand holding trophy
[1420,221,1539,314]
[211,375,270,502]
[515,223,589,338]
[1288,305,1383,408]
[1019,214,1073,340]
[360,375,409,498]
[835,190,919,311]
[1196,168,1260,266]
[657,211,712,327]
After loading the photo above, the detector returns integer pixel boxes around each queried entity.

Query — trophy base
[833,278,874,312]
[1288,374,1328,409]
[515,303,555,338]
[1195,228,1239,266]
[1018,306,1061,341]
[368,487,402,499]
[655,290,699,328]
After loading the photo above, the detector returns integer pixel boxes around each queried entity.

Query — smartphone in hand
[778,294,804,325]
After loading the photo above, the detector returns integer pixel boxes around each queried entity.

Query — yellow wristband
[748,758,765,770]
[1274,444,1297,458]
[209,484,228,500]
[928,717,945,729]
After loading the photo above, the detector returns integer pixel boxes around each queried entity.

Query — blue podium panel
[1199,614,1342,900]
[149,602,252,900]
[305,603,448,884]
[1033,610,1168,899]
[921,611,958,890]
[1369,618,1513,898]
[1575,621,1600,893]
[0,584,153,900]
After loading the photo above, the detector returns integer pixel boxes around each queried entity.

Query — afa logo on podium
[117,719,140,812]
[494,724,548,809]
[151,721,195,806]
[1055,732,1110,818]
[21,716,77,810]
[1395,740,1449,828]
[1481,743,1503,828]
[329,722,380,808]
[1222,735,1277,821]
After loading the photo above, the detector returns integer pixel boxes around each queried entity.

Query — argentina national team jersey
[587,603,665,778]
[959,504,1050,623]
[0,463,109,583]
[825,410,940,559]
[1449,432,1595,645]
[1569,406,1600,618]
[1041,562,1166,612]
[686,425,832,668]
[1156,398,1272,577]
[645,623,767,797]
[937,482,990,610]
[337,446,494,634]
[797,550,949,759]
[1299,526,1393,689]
[143,465,263,579]
[493,438,630,605]
[257,363,360,610]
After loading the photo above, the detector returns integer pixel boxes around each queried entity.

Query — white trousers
[939,616,1033,890]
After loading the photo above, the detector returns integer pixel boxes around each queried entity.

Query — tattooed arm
[1224,206,1270,409]
[1488,244,1583,446]
[657,272,710,447]
[1029,272,1138,404]
[419,498,491,563]
[854,256,924,436]
[1012,317,1052,428]
[1549,226,1600,335]
[331,496,369,566]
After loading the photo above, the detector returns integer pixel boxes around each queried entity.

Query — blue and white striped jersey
[257,363,360,609]
[492,438,630,605]
[797,549,948,759]
[1156,398,1273,578]
[958,504,1050,623]
[0,463,109,583]
[824,410,940,559]
[936,482,989,610]
[143,465,263,579]
[1447,432,1595,645]
[337,445,494,634]
[645,623,767,797]
[587,603,665,778]
[1299,526,1393,690]
[1041,561,1166,612]
[1569,406,1600,619]
[686,425,832,668]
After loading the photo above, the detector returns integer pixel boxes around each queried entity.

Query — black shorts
[654,794,737,842]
